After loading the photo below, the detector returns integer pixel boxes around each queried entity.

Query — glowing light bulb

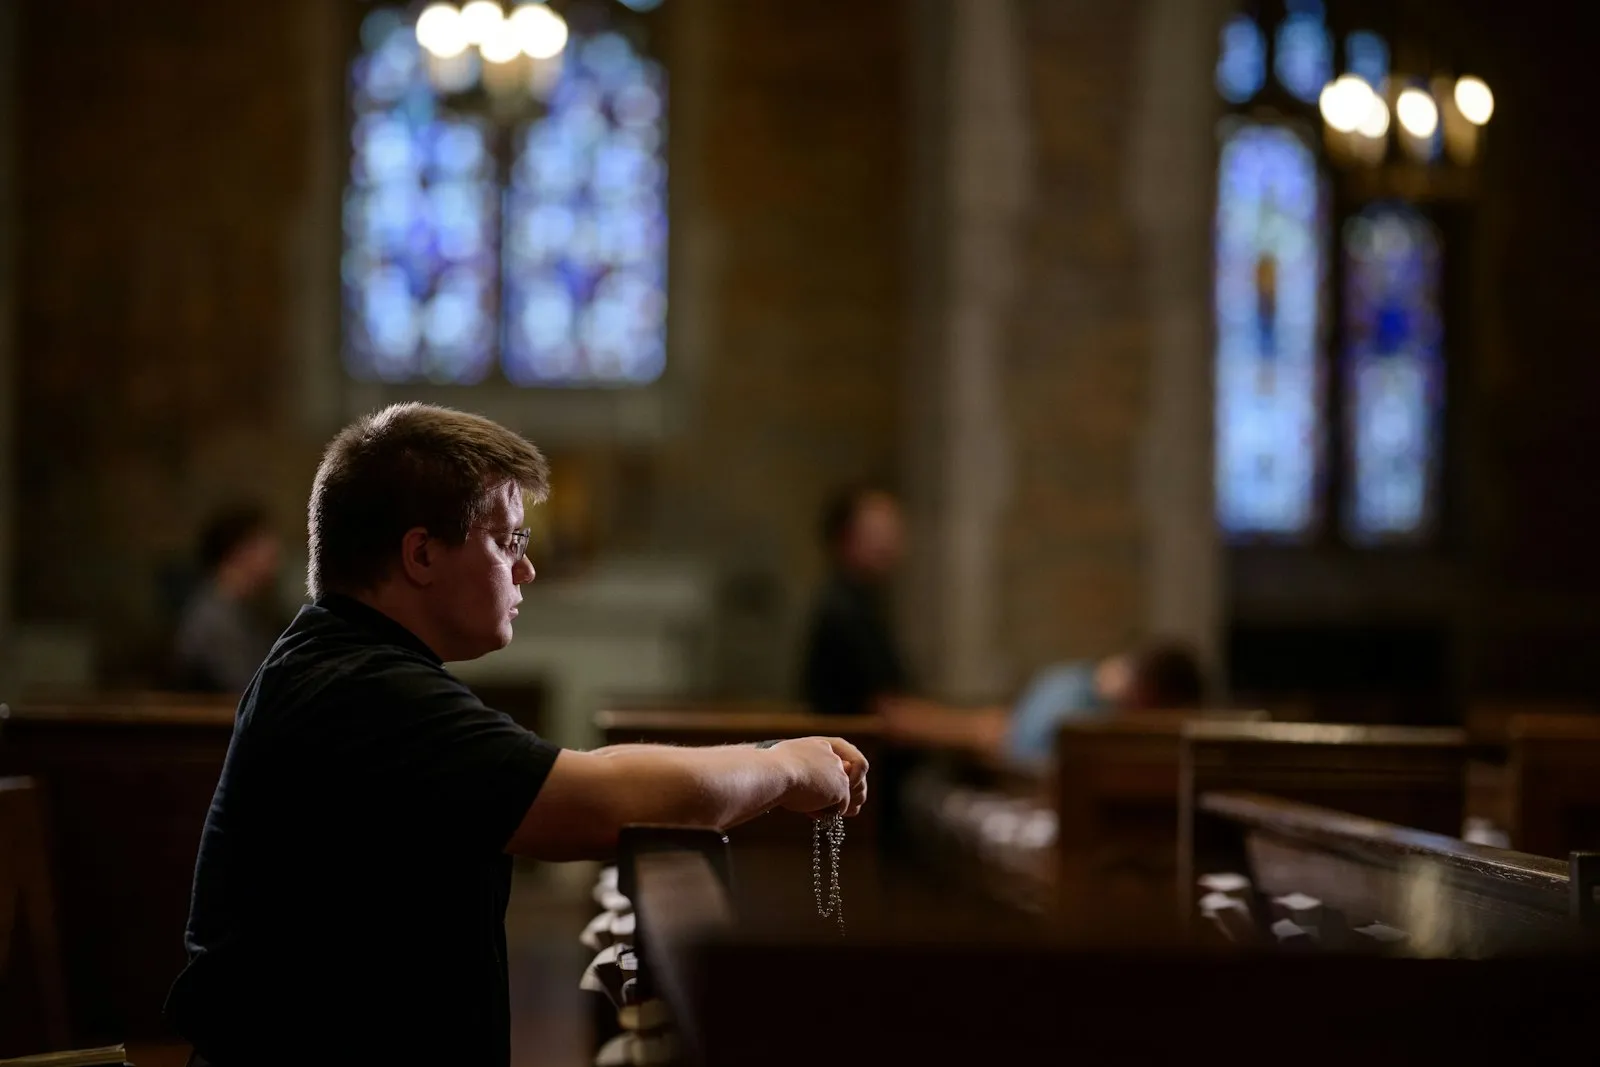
[510,3,569,60]
[1319,74,1372,134]
[416,4,468,59]
[480,12,522,64]
[460,1,505,46]
[1454,75,1494,125]
[1396,87,1439,138]
[1358,93,1390,138]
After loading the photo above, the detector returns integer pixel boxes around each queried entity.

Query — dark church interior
[4,0,1600,1063]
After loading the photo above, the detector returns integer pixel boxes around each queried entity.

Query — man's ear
[398,527,436,586]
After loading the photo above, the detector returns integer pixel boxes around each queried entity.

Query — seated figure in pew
[166,404,869,1067]
[882,640,1207,767]
[171,504,284,693]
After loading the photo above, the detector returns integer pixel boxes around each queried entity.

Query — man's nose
[513,557,536,584]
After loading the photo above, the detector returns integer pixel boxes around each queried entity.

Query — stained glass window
[1215,124,1326,539]
[1274,8,1332,104]
[1345,30,1389,88]
[344,10,498,384]
[1343,206,1443,543]
[342,7,668,388]
[1216,15,1266,104]
[503,31,668,385]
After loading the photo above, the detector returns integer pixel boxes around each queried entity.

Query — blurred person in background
[799,483,915,718]
[172,504,283,693]
[882,641,1207,769]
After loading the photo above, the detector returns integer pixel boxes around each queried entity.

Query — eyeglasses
[475,526,532,562]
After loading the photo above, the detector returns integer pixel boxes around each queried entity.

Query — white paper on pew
[595,1033,639,1067]
[1198,872,1250,894]
[581,910,615,951]
[612,911,636,939]
[1199,891,1249,916]
[1354,922,1408,944]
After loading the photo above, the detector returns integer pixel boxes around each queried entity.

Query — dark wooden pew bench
[0,698,236,1042]
[1189,789,1600,955]
[1178,721,1469,918]
[0,776,70,1058]
[618,824,1600,1067]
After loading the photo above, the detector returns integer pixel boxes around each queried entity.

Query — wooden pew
[0,699,236,1042]
[1188,790,1600,955]
[1051,710,1268,932]
[1178,721,1469,923]
[902,710,1269,926]
[1490,712,1600,859]
[622,827,1600,1067]
[0,776,70,1058]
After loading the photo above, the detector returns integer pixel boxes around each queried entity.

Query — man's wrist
[754,739,781,750]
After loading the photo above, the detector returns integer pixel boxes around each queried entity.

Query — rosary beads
[811,811,846,936]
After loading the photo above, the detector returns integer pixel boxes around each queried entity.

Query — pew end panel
[1049,710,1269,936]
[0,700,237,1042]
[1504,712,1600,859]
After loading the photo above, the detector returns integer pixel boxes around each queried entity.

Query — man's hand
[770,737,852,817]
[821,736,868,817]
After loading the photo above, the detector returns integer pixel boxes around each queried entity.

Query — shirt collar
[313,593,444,665]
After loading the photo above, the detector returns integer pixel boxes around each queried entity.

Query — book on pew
[0,1046,130,1067]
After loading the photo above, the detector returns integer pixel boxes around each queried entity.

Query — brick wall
[14,0,326,678]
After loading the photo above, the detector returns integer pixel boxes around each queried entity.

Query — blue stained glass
[1343,206,1444,543]
[343,16,497,384]
[1215,124,1327,539]
[1216,16,1266,103]
[1345,31,1389,88]
[503,31,668,385]
[1274,13,1333,103]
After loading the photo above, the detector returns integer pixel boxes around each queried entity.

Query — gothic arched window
[1214,122,1327,539]
[342,4,667,388]
[1343,205,1444,543]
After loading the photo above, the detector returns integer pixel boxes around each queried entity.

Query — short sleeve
[317,660,562,854]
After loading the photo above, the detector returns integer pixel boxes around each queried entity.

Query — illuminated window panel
[1343,205,1444,543]
[502,32,668,386]
[1216,15,1266,104]
[1215,123,1327,539]
[343,9,498,385]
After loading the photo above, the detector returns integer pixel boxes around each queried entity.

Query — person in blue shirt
[882,642,1207,766]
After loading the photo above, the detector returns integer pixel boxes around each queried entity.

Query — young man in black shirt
[168,403,868,1067]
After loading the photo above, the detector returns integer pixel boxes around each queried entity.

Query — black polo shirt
[799,572,911,717]
[167,594,560,1067]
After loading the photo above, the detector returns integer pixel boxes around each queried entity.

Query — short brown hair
[307,404,549,598]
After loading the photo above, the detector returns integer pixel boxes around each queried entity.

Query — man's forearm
[588,741,766,757]
[596,745,796,830]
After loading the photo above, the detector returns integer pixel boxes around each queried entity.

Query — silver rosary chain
[811,812,846,936]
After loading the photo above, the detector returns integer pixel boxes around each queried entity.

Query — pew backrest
[1179,721,1469,914]
[0,698,236,1040]
[1050,710,1268,931]
[1503,712,1600,859]
[1191,789,1597,956]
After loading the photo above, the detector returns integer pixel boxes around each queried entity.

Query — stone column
[905,0,1223,697]
[901,0,1030,702]
[1128,0,1228,675]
